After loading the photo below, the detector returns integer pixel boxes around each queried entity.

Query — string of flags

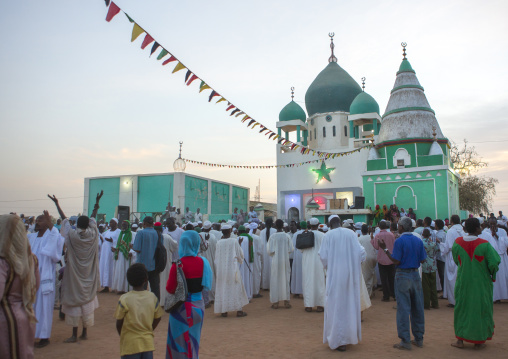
[182,151,363,169]
[103,2,371,159]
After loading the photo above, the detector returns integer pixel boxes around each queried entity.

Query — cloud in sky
[1,0,507,216]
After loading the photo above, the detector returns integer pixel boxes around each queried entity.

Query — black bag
[154,232,167,273]
[296,230,315,250]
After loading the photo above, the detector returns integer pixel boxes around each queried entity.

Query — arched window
[344,126,348,137]
[333,126,336,137]
[314,128,316,140]
[323,127,326,138]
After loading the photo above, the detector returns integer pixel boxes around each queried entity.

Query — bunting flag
[141,34,154,49]
[131,23,144,42]
[105,2,120,22]
[181,158,355,169]
[103,2,373,159]
[105,0,110,6]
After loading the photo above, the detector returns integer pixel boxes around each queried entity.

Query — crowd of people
[1,192,507,358]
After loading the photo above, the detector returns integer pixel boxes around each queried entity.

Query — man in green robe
[451,217,500,349]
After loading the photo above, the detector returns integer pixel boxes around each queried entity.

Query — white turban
[248,222,258,230]
[131,223,138,228]
[309,218,319,225]
[328,215,339,222]
[110,218,118,224]
[221,223,232,230]
[203,221,212,229]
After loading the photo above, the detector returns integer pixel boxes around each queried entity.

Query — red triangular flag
[187,74,199,86]
[162,56,177,65]
[226,105,235,111]
[106,2,121,22]
[141,34,154,49]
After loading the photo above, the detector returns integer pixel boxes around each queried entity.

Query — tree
[450,140,498,214]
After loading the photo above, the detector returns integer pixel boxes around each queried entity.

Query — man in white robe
[248,222,263,298]
[358,224,377,297]
[439,215,464,306]
[28,210,64,348]
[238,226,254,300]
[268,219,294,308]
[260,219,276,290]
[210,223,223,242]
[480,219,508,301]
[99,218,120,292]
[111,220,137,294]
[318,215,366,352]
[156,223,177,308]
[166,218,184,257]
[300,218,326,312]
[291,223,304,297]
[214,224,249,317]
[200,221,218,304]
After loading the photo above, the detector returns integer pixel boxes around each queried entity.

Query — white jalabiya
[319,228,366,349]
[259,227,276,289]
[159,233,178,306]
[168,227,184,259]
[267,231,294,303]
[291,230,304,295]
[360,274,372,312]
[358,234,377,297]
[481,228,508,300]
[439,224,464,305]
[111,231,137,293]
[238,235,254,300]
[214,237,249,313]
[28,227,64,339]
[99,228,120,288]
[199,231,218,301]
[210,230,222,241]
[300,230,326,308]
[251,233,263,296]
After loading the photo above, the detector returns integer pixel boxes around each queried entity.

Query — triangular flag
[241,116,251,123]
[226,105,235,111]
[252,123,260,129]
[106,2,120,22]
[162,56,177,65]
[247,119,256,127]
[216,97,226,104]
[187,74,199,86]
[150,42,160,56]
[235,111,245,117]
[157,49,169,60]
[199,83,211,93]
[269,133,276,139]
[105,0,110,6]
[185,70,192,82]
[125,13,134,23]
[172,62,186,73]
[231,109,240,116]
[131,23,144,42]
[208,91,220,102]
[141,34,154,49]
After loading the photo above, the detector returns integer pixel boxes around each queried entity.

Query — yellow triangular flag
[131,23,144,42]
[273,135,279,140]
[252,123,260,129]
[199,84,211,93]
[172,62,186,74]
[216,97,226,104]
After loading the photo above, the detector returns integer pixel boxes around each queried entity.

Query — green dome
[305,62,362,117]
[398,58,414,74]
[349,91,380,115]
[279,100,306,122]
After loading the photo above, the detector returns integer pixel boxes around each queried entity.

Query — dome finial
[432,126,437,140]
[178,141,183,159]
[361,77,366,92]
[328,33,337,63]
[401,42,407,59]
[291,86,295,100]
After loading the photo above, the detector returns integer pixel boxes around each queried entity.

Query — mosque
[276,38,459,224]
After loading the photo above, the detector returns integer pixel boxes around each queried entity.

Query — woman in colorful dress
[0,214,40,359]
[166,230,212,358]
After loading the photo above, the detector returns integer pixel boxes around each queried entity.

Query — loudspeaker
[354,196,365,209]
[117,206,130,223]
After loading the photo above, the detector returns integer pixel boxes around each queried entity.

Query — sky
[1,0,507,216]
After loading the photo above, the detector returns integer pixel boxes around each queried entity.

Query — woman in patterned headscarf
[0,214,40,359]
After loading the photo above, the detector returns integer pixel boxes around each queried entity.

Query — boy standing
[422,228,439,309]
[115,263,163,359]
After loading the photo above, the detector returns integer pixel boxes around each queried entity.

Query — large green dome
[279,100,306,122]
[349,91,380,115]
[305,62,362,117]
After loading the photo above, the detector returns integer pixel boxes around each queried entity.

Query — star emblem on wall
[312,161,335,183]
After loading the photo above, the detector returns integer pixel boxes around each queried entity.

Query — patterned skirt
[166,292,204,359]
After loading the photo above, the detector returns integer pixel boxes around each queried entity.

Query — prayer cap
[309,218,319,225]
[192,222,198,227]
[221,223,232,230]
[99,224,105,227]
[283,222,288,227]
[322,225,329,232]
[354,222,364,229]
[111,218,119,224]
[198,221,203,224]
[131,224,138,228]
[249,222,258,229]
[238,225,246,232]
[203,221,212,229]
[328,214,340,222]
[431,221,435,227]
[411,219,416,228]
[300,221,307,229]
[346,219,354,224]
[154,222,162,228]
[342,223,351,228]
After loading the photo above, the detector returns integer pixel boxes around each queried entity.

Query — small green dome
[349,91,380,115]
[279,100,306,122]
[305,62,362,117]
[398,58,414,73]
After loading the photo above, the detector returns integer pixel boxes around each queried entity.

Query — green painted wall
[88,177,120,220]
[211,182,229,215]
[185,176,208,213]
[137,175,173,214]
[385,143,417,170]
[232,186,248,213]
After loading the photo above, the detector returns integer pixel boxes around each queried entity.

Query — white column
[207,180,212,215]
[229,185,233,214]
[83,178,90,216]
[173,173,186,212]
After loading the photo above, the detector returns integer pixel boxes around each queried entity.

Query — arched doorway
[288,207,300,223]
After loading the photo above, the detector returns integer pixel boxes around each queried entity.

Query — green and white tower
[362,43,460,219]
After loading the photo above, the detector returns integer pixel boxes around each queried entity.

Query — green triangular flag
[157,49,169,60]
[125,13,134,23]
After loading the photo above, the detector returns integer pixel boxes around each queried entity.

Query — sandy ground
[35,290,507,359]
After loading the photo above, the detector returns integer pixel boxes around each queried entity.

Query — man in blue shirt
[133,216,160,300]
[378,216,427,350]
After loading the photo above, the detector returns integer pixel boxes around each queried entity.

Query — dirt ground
[35,290,507,359]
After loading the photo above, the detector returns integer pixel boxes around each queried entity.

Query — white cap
[430,220,435,228]
[197,221,203,224]
[203,221,212,229]
[283,222,288,227]
[328,215,339,222]
[322,225,329,232]
[354,222,363,229]
[227,220,236,226]
[221,223,232,230]
[309,218,319,225]
[346,219,354,224]
[342,223,351,228]
[131,223,138,228]
[111,218,119,224]
[411,219,416,228]
[248,222,258,230]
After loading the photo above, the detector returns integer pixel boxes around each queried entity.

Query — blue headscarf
[178,230,212,291]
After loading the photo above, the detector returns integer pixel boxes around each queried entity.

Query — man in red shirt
[371,221,396,301]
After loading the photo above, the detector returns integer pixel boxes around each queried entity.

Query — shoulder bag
[296,230,315,250]
[165,260,188,313]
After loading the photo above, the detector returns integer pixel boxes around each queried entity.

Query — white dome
[173,158,186,172]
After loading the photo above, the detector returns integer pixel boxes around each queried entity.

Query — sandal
[305,307,312,312]
[271,303,279,309]
[336,345,346,352]
[316,306,324,313]
[284,301,292,309]
[236,311,248,317]
[451,341,464,349]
